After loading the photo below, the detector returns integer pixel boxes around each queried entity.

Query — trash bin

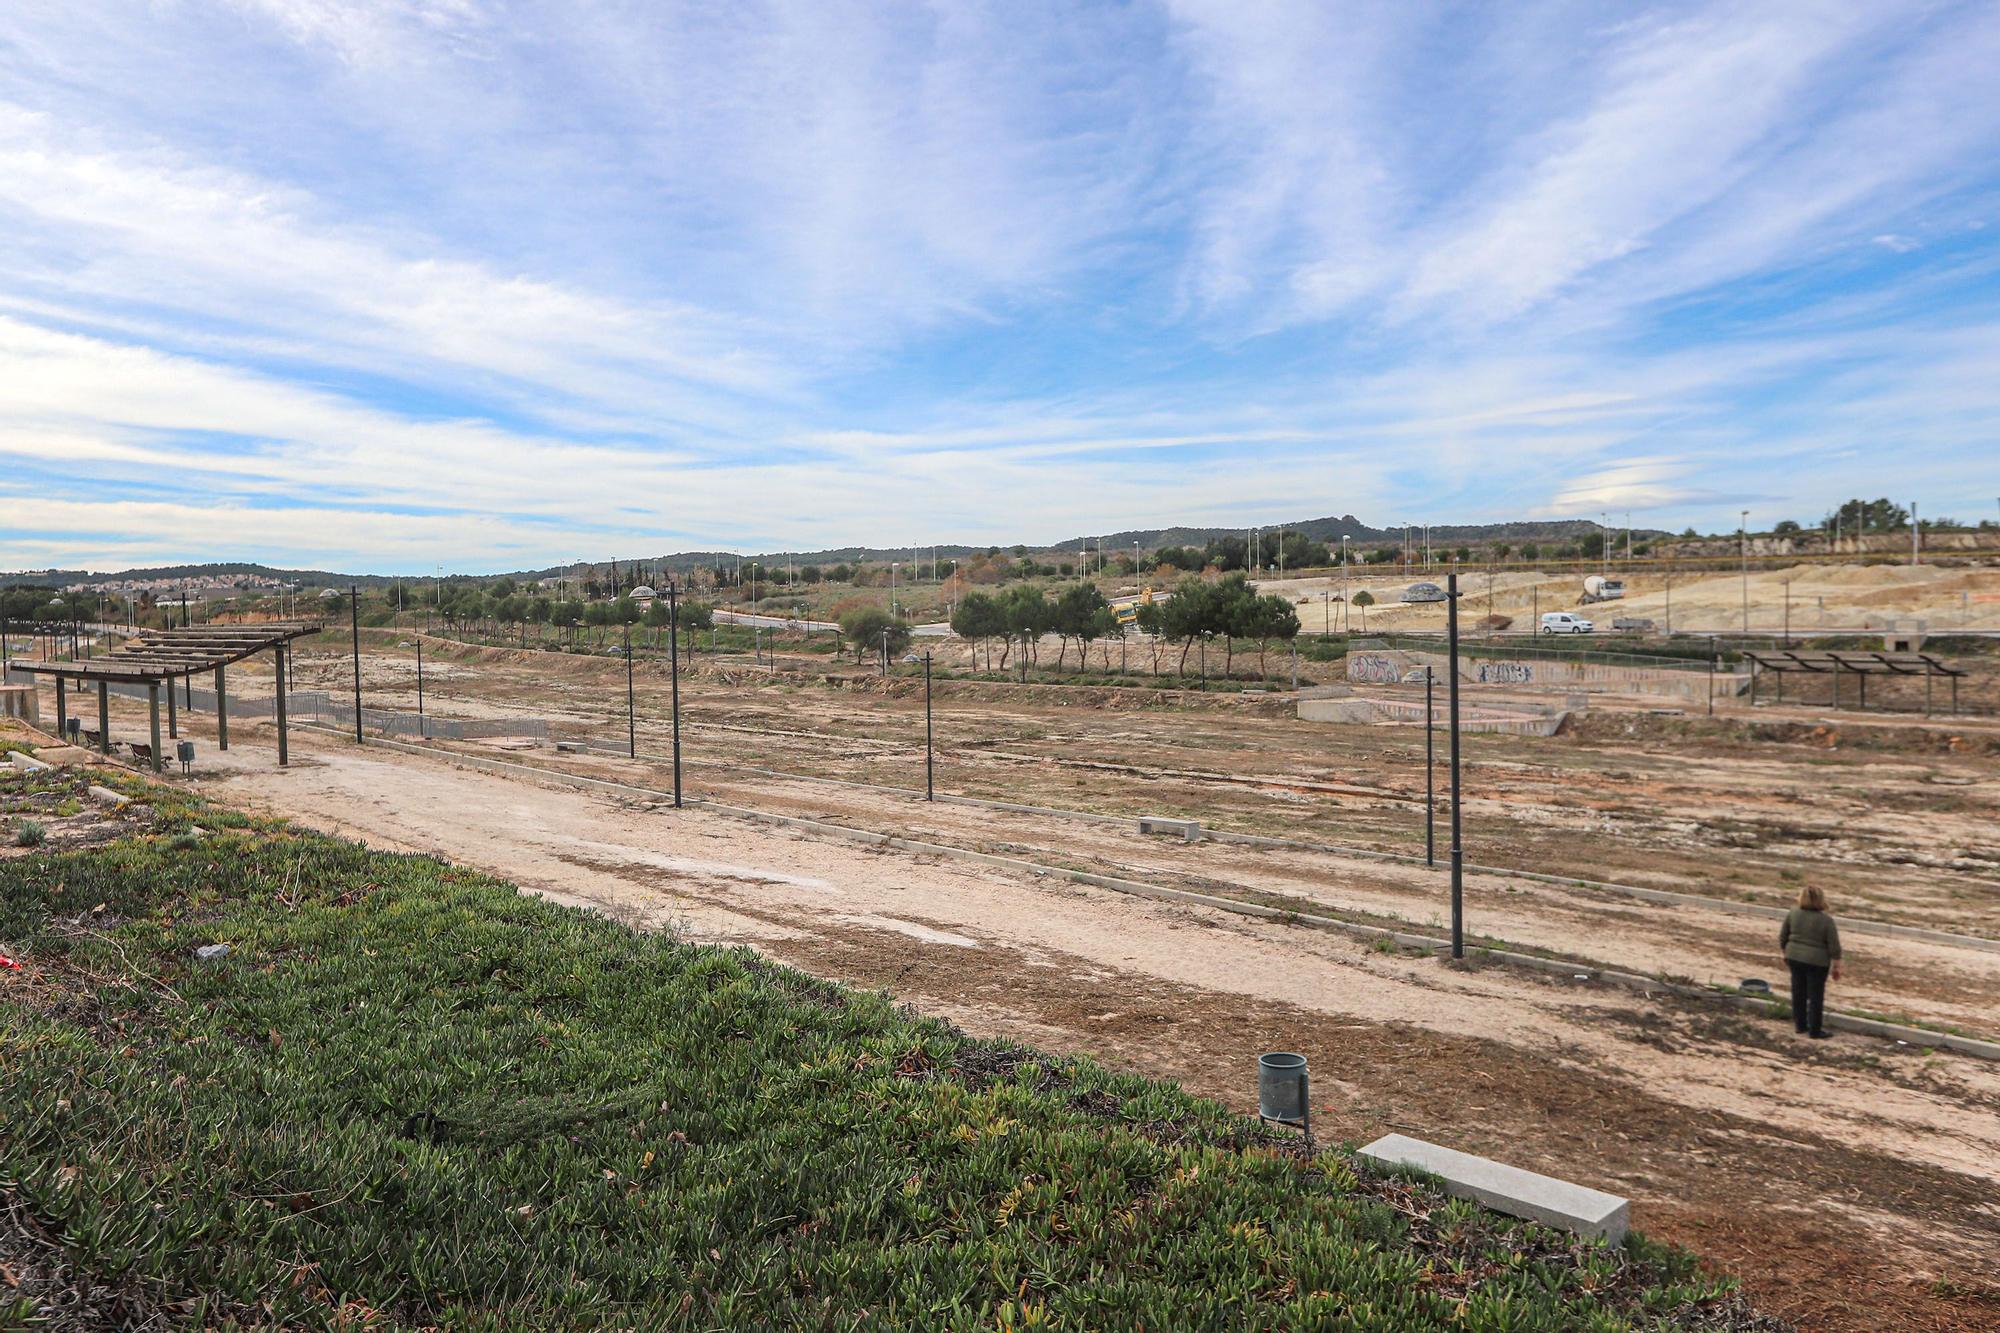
[1258,1052,1309,1125]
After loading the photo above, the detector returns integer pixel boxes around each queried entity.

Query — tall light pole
[349,584,363,743]
[1340,536,1350,631]
[667,581,682,808]
[1739,510,1750,632]
[1446,573,1464,959]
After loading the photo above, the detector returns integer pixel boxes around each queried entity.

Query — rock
[195,943,231,961]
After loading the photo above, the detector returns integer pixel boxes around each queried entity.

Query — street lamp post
[349,584,363,743]
[1740,510,1750,632]
[1446,573,1465,959]
[668,581,682,808]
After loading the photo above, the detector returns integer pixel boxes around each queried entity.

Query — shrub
[13,819,46,847]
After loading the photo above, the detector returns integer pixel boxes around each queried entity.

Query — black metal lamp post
[1447,573,1464,958]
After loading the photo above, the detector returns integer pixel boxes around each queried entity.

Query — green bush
[11,818,45,847]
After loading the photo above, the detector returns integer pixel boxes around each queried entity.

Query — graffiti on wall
[1349,654,1402,684]
[1477,661,1534,684]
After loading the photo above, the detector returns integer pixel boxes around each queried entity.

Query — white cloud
[2,0,1999,570]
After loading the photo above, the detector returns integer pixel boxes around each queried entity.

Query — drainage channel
[302,725,2000,1062]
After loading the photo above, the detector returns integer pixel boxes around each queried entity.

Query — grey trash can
[1258,1051,1309,1126]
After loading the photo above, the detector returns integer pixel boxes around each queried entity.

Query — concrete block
[1138,815,1203,842]
[87,785,131,807]
[8,751,51,773]
[1359,1133,1629,1244]
[0,683,40,725]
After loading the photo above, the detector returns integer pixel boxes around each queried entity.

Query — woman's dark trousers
[1788,961,1829,1035]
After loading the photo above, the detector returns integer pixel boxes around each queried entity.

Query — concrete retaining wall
[1298,695,1569,736]
[1347,646,1746,702]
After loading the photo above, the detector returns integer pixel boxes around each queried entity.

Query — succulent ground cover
[0,765,1777,1330]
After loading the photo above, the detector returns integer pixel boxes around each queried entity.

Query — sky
[3,0,1999,574]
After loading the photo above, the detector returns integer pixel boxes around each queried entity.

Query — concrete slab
[1137,814,1203,841]
[87,785,132,807]
[9,751,52,773]
[1359,1133,1629,1244]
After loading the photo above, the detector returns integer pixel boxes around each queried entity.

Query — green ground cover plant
[0,774,1775,1330]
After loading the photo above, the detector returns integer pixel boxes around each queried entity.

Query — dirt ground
[1260,561,2000,635]
[20,636,2000,1329]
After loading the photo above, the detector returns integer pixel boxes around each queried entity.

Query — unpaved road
[173,718,2000,1332]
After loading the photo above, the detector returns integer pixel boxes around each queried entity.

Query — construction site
[5,551,1998,1332]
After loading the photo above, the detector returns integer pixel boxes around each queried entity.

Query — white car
[1539,611,1595,635]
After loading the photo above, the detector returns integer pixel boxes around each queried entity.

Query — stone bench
[1360,1133,1629,1244]
[1137,814,1203,842]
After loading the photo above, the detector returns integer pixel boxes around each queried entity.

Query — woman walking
[1780,886,1843,1039]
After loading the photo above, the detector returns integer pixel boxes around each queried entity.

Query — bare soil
[24,636,2000,1330]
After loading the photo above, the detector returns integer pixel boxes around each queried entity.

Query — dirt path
[179,721,2000,1331]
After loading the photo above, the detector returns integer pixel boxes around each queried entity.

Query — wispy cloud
[2,0,1998,572]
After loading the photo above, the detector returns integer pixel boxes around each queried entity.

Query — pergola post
[147,682,163,773]
[214,665,229,750]
[1858,671,1867,710]
[275,647,289,767]
[97,681,110,754]
[55,677,67,739]
[167,678,178,738]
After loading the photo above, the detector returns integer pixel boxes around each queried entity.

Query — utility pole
[668,581,682,808]
[349,584,363,743]
[1446,573,1464,959]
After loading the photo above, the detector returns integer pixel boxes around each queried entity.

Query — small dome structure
[630,585,658,603]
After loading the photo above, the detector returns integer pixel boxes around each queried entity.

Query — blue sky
[3,1,1999,574]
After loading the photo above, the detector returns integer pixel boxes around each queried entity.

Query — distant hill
[7,515,1664,588]
[1050,515,1639,552]
[1,562,400,590]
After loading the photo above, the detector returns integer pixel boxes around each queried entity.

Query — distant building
[630,585,657,606]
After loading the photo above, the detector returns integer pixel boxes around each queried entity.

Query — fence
[1360,634,1721,671]
[96,678,334,718]
[314,699,549,741]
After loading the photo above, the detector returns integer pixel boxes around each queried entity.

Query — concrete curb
[300,725,2000,1062]
[8,751,52,773]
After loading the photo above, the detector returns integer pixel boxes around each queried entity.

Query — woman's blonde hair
[1796,885,1830,912]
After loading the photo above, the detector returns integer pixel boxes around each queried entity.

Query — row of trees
[945,574,1302,677]
[422,588,713,651]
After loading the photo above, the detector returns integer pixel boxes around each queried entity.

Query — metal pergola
[11,623,316,771]
[1743,649,1967,715]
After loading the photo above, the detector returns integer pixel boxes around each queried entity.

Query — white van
[1539,611,1594,635]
